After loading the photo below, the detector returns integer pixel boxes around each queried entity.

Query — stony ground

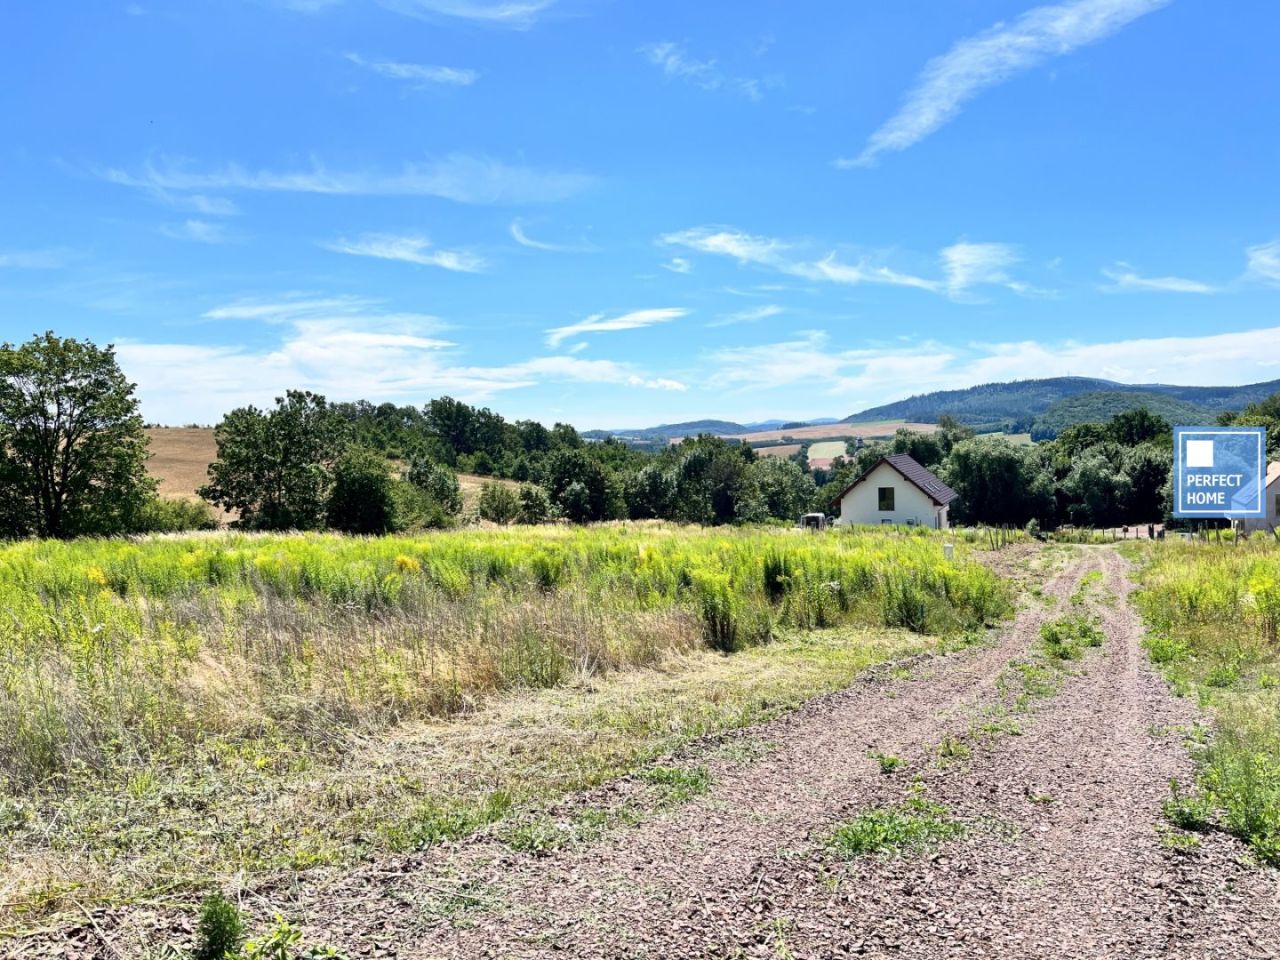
[16,546,1280,959]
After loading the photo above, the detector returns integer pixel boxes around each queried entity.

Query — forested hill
[1029,391,1209,440]
[845,376,1280,432]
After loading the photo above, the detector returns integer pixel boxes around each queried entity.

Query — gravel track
[380,548,1276,959]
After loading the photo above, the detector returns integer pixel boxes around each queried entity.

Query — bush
[406,459,463,517]
[478,482,521,525]
[517,484,553,525]
[133,497,219,533]
[327,447,395,534]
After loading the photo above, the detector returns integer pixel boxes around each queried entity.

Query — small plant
[1040,615,1105,661]
[1162,779,1214,832]
[870,751,902,774]
[936,735,972,763]
[640,765,712,804]
[194,894,245,960]
[828,788,963,858]
[1160,829,1202,853]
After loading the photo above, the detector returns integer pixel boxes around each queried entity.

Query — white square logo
[1185,439,1215,468]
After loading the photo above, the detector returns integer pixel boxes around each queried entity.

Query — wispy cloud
[102,154,593,205]
[1100,262,1217,294]
[344,52,478,88]
[843,0,1170,167]
[160,219,231,244]
[378,0,555,27]
[509,218,594,253]
[322,232,487,272]
[663,226,1040,300]
[707,304,783,328]
[0,248,70,269]
[1246,240,1280,286]
[661,257,693,274]
[639,41,777,101]
[545,307,688,348]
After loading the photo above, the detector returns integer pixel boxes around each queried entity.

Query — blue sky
[2,0,1278,427]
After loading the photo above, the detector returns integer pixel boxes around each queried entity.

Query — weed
[1162,779,1214,833]
[1040,615,1105,661]
[870,752,902,774]
[639,765,712,804]
[936,736,972,763]
[194,894,245,960]
[828,789,963,858]
[1160,829,1202,853]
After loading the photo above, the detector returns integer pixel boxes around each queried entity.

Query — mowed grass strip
[2,624,936,930]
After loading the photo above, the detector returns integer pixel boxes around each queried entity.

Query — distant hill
[845,376,1280,432]
[583,417,837,442]
[1029,391,1210,440]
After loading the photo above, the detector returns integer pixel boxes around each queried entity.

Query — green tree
[517,483,553,524]
[477,481,521,524]
[199,390,345,530]
[327,446,396,534]
[407,459,464,516]
[942,437,1051,526]
[0,332,154,538]
[748,457,815,520]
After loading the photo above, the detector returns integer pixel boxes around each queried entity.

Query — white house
[834,453,958,530]
[1240,461,1280,535]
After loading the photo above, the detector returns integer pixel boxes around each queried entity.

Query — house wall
[1240,473,1280,533]
[836,462,947,529]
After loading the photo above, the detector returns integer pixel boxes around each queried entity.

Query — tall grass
[1133,538,1280,864]
[0,525,1008,791]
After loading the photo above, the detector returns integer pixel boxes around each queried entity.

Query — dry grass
[752,444,802,459]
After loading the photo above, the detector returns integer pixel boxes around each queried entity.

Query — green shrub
[326,447,395,534]
[133,497,219,533]
[194,893,245,960]
[477,482,521,525]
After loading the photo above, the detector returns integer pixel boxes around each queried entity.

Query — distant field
[807,440,850,461]
[145,427,513,513]
[726,420,936,444]
[753,443,802,459]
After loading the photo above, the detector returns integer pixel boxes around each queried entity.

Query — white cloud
[102,154,593,205]
[344,52,478,87]
[118,298,685,422]
[1246,240,1280,286]
[377,0,554,27]
[546,307,688,348]
[843,0,1170,167]
[639,41,777,100]
[322,233,487,272]
[0,249,69,269]
[1100,262,1217,294]
[706,325,1280,406]
[661,257,693,274]
[160,219,230,244]
[509,218,593,253]
[707,304,783,328]
[664,226,1040,299]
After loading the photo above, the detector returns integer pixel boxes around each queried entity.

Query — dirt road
[234,546,1270,959]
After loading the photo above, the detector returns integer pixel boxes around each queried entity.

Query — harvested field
[751,443,802,459]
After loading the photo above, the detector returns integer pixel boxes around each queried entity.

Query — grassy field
[1131,538,1280,864]
[0,524,1009,928]
[144,426,514,514]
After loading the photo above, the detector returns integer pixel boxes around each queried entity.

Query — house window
[878,486,895,511]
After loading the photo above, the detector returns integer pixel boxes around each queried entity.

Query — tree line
[3,332,1277,539]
